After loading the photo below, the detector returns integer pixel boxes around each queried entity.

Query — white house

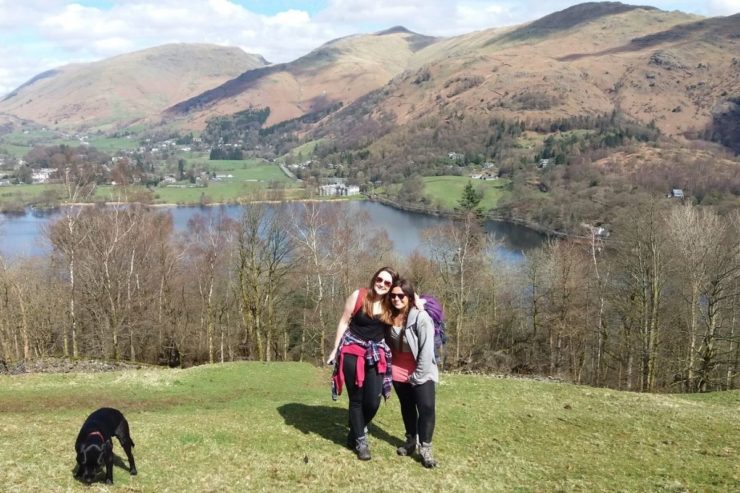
[31,168,55,183]
[319,184,360,196]
[670,188,685,199]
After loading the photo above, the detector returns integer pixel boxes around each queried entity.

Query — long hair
[390,278,416,323]
[362,266,398,325]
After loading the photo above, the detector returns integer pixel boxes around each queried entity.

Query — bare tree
[425,212,486,364]
[612,202,669,392]
[235,204,294,361]
[183,211,236,364]
[290,203,338,362]
[46,168,95,357]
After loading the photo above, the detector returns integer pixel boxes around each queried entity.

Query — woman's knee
[417,401,435,417]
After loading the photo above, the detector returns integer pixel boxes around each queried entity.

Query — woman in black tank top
[328,266,398,461]
[348,309,387,342]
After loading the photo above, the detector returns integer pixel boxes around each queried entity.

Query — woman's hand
[326,348,337,366]
[414,294,427,311]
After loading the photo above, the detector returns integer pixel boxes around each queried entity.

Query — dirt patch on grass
[0,357,148,375]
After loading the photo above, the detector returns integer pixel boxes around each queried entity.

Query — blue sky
[0,0,738,97]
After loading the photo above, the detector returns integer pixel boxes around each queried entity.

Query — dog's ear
[76,451,84,465]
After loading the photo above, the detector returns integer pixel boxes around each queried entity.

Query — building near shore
[319,183,360,196]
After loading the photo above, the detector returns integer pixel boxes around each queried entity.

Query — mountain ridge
[164,28,440,128]
[0,43,269,130]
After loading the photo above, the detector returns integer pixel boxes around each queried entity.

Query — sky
[0,0,738,97]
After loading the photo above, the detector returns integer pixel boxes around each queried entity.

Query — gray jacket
[404,307,439,385]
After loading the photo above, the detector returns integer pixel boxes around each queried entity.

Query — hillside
[318,4,739,142]
[1,361,738,492]
[165,28,438,128]
[0,44,269,131]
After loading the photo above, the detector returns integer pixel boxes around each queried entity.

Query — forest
[1,191,738,394]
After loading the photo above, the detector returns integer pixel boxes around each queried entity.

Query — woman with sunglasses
[328,266,398,461]
[388,278,439,468]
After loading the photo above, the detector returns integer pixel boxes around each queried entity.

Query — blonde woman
[329,266,398,460]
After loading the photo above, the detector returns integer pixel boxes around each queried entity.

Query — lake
[0,201,544,262]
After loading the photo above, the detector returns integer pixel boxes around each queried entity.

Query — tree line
[0,200,737,393]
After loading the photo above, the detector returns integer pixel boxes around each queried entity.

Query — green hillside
[1,362,737,492]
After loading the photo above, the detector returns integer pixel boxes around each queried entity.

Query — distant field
[86,135,140,152]
[0,362,737,492]
[0,130,138,157]
[0,130,78,157]
[203,159,292,182]
[285,139,326,159]
[96,183,304,205]
[422,176,511,211]
[0,183,63,211]
[1,159,300,207]
[0,143,37,158]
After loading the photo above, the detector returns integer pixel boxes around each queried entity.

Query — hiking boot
[396,434,417,456]
[346,426,368,449]
[355,436,371,461]
[419,442,437,468]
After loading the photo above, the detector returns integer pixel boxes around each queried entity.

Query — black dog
[74,407,137,484]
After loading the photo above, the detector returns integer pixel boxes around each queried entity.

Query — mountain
[291,3,739,234]
[0,44,268,130]
[313,3,739,144]
[2,2,737,151]
[165,28,438,128]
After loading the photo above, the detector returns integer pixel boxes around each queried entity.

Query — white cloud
[0,0,735,98]
[264,9,311,28]
[706,0,740,15]
[0,0,67,28]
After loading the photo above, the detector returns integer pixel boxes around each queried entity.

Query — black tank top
[348,309,388,343]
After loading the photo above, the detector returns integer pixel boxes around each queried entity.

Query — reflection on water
[0,202,544,263]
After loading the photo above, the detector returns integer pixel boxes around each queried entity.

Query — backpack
[419,294,447,362]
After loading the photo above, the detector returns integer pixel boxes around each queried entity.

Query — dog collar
[87,431,105,442]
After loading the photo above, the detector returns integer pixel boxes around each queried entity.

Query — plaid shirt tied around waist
[331,331,393,401]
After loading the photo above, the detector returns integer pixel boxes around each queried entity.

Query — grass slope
[423,176,511,211]
[0,362,737,492]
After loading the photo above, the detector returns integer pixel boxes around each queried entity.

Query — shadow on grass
[71,453,134,484]
[277,403,402,449]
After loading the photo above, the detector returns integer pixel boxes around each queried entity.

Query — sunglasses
[389,292,407,300]
[375,277,392,288]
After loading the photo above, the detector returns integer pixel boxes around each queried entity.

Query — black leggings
[393,380,436,444]
[343,354,383,440]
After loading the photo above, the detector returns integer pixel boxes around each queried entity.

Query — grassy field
[0,129,81,157]
[423,176,511,211]
[0,159,300,208]
[86,136,140,152]
[0,183,63,211]
[0,362,737,492]
[284,139,326,159]
[202,159,293,182]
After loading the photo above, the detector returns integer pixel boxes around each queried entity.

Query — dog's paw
[130,467,138,476]
[105,479,113,485]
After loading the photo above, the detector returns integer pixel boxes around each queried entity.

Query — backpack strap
[400,310,420,352]
[352,288,367,316]
[409,310,420,337]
